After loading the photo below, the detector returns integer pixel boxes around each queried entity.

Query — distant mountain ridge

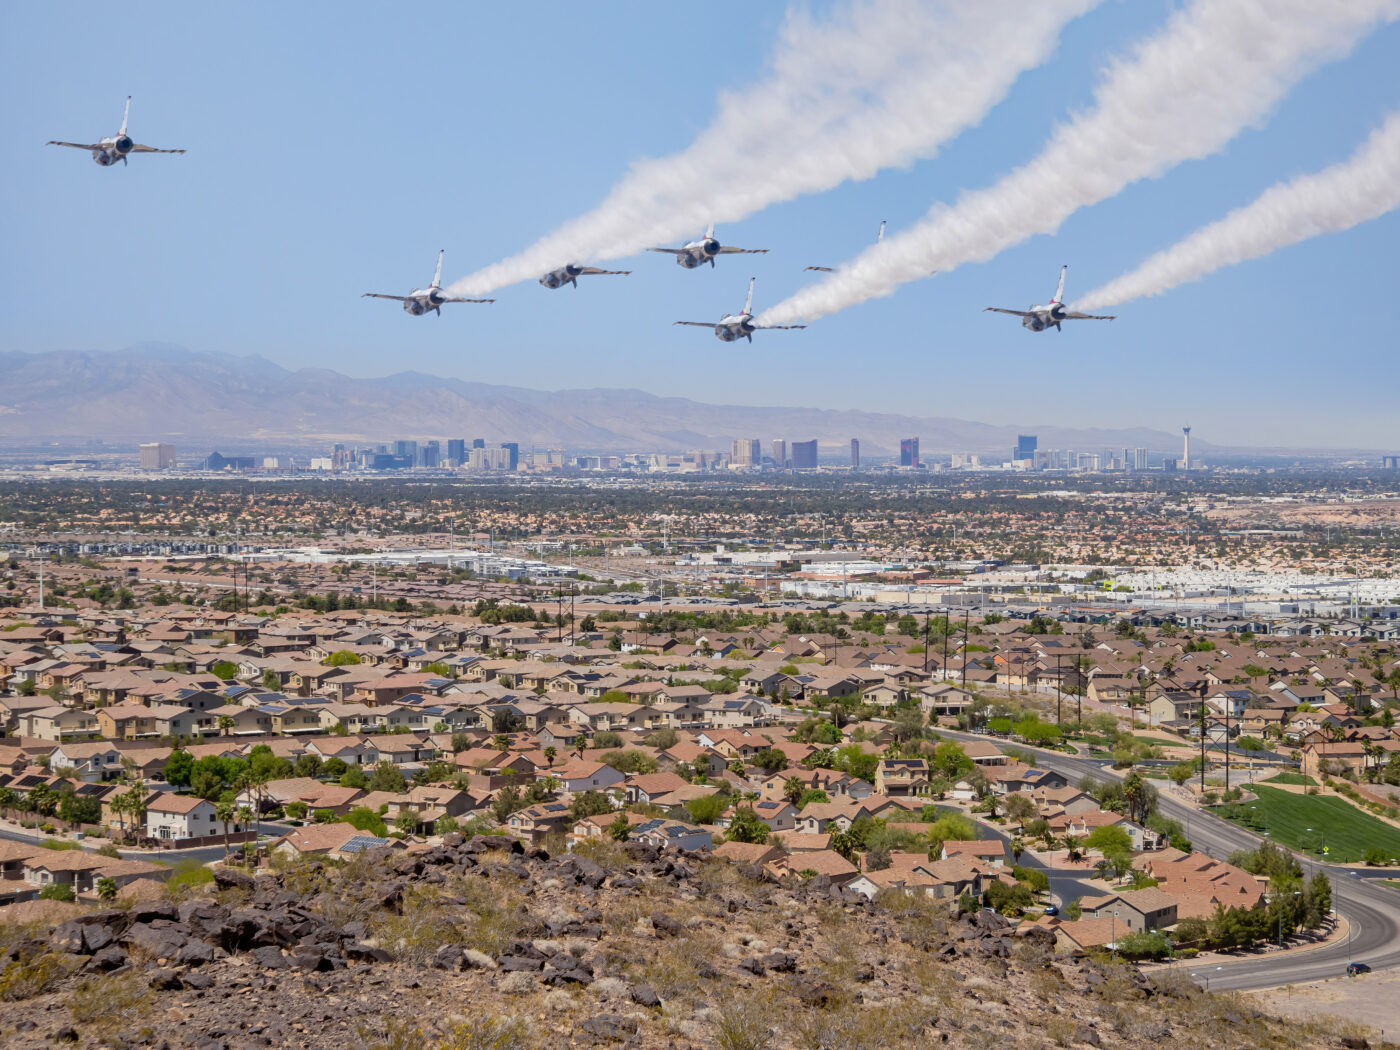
[1,344,1222,456]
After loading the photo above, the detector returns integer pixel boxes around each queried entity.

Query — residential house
[145,793,221,841]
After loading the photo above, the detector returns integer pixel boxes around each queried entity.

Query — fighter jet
[648,225,767,269]
[361,250,494,317]
[805,220,885,272]
[46,97,185,167]
[984,265,1114,332]
[674,278,805,343]
[539,264,631,290]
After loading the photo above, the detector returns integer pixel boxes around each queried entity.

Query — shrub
[438,1016,537,1050]
[69,971,152,1025]
[38,884,75,902]
[0,953,71,1000]
[1012,865,1050,893]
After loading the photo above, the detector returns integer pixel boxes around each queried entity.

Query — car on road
[1347,962,1371,976]
[1043,904,1060,917]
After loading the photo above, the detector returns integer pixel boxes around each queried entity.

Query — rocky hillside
[0,834,1369,1050]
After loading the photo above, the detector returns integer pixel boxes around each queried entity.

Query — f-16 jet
[805,220,885,272]
[47,97,185,167]
[362,250,494,317]
[649,225,767,269]
[539,264,631,290]
[674,278,805,343]
[984,265,1114,332]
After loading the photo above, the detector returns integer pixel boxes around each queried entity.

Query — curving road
[937,728,1400,991]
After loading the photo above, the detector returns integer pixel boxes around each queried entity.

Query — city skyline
[2,4,1397,447]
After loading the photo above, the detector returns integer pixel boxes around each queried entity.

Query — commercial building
[731,438,761,467]
[850,438,860,469]
[501,443,520,470]
[1013,435,1037,464]
[791,440,818,470]
[139,443,176,470]
[899,437,919,468]
[771,439,787,469]
[447,439,466,467]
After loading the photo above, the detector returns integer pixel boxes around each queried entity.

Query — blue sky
[2,2,1397,449]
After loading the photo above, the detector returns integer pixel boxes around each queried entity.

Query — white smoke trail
[759,0,1400,325]
[447,0,1100,297]
[1075,109,1400,310]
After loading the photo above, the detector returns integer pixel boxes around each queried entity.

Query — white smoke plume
[1075,109,1400,310]
[759,0,1400,325]
[447,0,1100,298]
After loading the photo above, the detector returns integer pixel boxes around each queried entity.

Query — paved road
[0,824,283,867]
[937,728,1400,991]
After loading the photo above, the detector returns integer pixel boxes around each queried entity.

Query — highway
[937,728,1400,991]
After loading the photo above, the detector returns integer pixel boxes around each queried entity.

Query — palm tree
[215,799,236,859]
[217,715,236,736]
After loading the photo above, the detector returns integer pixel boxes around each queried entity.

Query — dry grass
[713,988,776,1050]
[69,971,153,1025]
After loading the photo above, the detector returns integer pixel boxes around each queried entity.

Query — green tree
[684,792,728,824]
[323,756,348,779]
[294,754,323,779]
[726,807,770,844]
[339,766,368,789]
[322,650,363,667]
[368,761,407,793]
[752,748,788,774]
[394,809,419,834]
[261,669,282,691]
[593,731,623,750]
[570,790,613,820]
[210,660,239,681]
[39,884,76,902]
[345,806,389,837]
[932,740,973,779]
[164,749,195,788]
[96,876,118,904]
[607,811,632,841]
[1084,824,1133,855]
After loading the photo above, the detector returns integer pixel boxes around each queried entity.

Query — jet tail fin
[744,277,755,317]
[1052,264,1066,305]
[432,249,444,289]
[705,222,714,241]
[877,220,886,244]
[120,96,131,136]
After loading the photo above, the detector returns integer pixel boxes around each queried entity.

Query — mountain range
[0,343,1230,457]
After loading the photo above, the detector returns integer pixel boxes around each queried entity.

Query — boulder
[630,984,661,1008]
[212,867,254,893]
[577,1015,639,1042]
[125,923,190,961]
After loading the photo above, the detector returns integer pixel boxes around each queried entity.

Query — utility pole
[923,612,930,674]
[38,555,44,611]
[960,610,970,685]
[1199,699,1208,796]
[1056,653,1062,725]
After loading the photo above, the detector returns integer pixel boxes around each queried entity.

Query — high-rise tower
[1182,425,1191,471]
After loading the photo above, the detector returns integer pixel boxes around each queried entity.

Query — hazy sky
[3,2,1397,449]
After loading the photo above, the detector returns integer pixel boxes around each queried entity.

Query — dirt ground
[1249,969,1400,1042]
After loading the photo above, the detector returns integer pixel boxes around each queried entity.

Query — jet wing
[984,307,1031,317]
[440,296,495,304]
[46,140,101,150]
[129,144,187,154]
[576,267,630,276]
[754,324,806,330]
[647,247,687,255]
[673,321,716,327]
[362,293,409,301]
[1060,311,1115,321]
[804,266,834,272]
[717,247,768,255]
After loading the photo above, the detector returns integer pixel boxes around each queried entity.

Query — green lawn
[1264,771,1318,787]
[1213,784,1400,863]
